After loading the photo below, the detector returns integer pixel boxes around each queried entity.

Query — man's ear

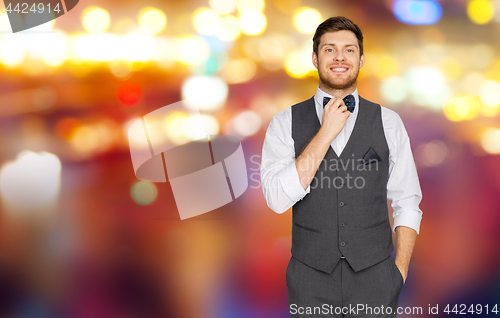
[359,53,365,68]
[312,51,318,69]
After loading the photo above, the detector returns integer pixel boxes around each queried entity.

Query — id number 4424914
[6,2,62,14]
[443,304,498,315]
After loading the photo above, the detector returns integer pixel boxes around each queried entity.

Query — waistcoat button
[340,222,345,226]
[339,202,344,206]
[340,241,346,246]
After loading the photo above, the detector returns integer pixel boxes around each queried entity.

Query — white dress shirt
[260,86,423,234]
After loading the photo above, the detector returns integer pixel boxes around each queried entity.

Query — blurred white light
[82,7,110,34]
[143,117,169,147]
[237,0,265,12]
[152,37,175,63]
[126,117,151,150]
[138,8,167,35]
[471,43,494,69]
[480,80,500,107]
[228,110,262,137]
[294,8,322,34]
[216,15,240,41]
[39,31,69,66]
[239,10,266,35]
[71,33,120,61]
[406,66,450,109]
[0,151,61,210]
[210,0,237,14]
[380,76,409,103]
[407,67,443,94]
[183,114,219,141]
[162,111,190,145]
[193,8,221,35]
[0,35,26,67]
[201,114,220,135]
[182,76,228,111]
[175,36,210,65]
[481,128,500,154]
[113,18,138,34]
[0,11,10,31]
[461,72,486,96]
[120,33,156,62]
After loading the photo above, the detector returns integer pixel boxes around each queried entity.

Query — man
[260,17,422,317]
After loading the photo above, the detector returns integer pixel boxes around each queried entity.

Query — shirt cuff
[277,161,310,202]
[393,210,422,234]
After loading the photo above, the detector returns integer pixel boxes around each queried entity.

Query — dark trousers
[287,255,404,317]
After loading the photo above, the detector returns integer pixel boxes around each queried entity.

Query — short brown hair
[313,16,364,57]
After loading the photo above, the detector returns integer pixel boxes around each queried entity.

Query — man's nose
[334,51,345,62]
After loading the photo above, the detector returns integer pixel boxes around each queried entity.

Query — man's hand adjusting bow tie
[323,94,355,113]
[319,95,351,143]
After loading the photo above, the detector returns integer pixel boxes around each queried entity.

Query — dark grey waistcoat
[291,95,393,273]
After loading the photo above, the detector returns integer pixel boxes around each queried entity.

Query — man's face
[312,30,365,91]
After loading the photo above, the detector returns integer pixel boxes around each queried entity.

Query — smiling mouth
[330,67,348,73]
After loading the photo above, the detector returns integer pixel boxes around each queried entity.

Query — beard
[318,65,360,91]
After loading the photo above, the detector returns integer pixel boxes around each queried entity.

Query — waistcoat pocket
[361,218,388,230]
[293,222,321,233]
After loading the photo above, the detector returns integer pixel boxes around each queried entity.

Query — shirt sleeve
[384,109,423,234]
[260,109,310,214]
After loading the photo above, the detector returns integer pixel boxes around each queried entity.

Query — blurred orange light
[55,117,81,141]
[443,95,480,121]
[219,58,256,83]
[118,82,143,106]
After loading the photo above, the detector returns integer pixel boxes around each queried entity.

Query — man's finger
[331,99,344,109]
[325,98,340,111]
[324,98,336,110]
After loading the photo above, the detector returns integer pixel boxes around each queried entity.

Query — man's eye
[326,48,333,52]
[347,49,354,52]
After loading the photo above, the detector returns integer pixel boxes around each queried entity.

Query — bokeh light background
[0,0,499,317]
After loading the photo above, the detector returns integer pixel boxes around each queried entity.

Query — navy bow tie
[323,95,355,113]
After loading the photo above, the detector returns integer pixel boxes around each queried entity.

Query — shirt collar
[314,86,359,108]
[313,86,360,124]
